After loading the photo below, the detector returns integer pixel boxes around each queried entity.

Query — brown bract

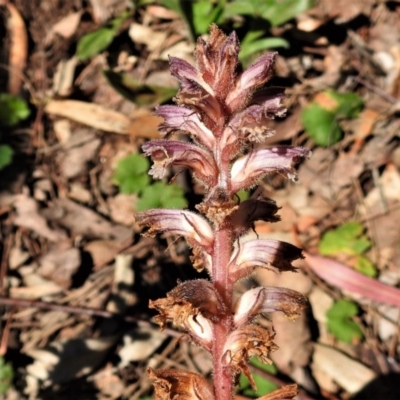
[222,325,278,390]
[148,368,215,400]
[149,280,227,348]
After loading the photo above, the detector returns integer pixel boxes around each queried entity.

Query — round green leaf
[0,145,14,170]
[301,103,342,147]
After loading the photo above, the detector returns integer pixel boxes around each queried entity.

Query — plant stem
[212,228,234,400]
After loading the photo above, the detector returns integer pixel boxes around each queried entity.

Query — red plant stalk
[136,25,311,400]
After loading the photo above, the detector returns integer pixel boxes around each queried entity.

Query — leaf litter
[0,0,400,399]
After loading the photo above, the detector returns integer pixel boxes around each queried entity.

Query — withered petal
[169,279,227,321]
[136,209,213,253]
[149,280,221,348]
[222,325,278,390]
[234,286,308,326]
[142,139,217,186]
[230,146,312,193]
[148,368,215,400]
[229,239,303,281]
[230,197,281,238]
[256,384,298,400]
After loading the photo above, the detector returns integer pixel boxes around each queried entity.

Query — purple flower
[156,105,216,149]
[234,286,308,327]
[136,209,213,253]
[230,146,312,193]
[142,139,217,187]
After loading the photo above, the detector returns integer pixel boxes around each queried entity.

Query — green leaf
[260,0,316,26]
[326,90,364,119]
[76,27,116,60]
[355,255,377,277]
[76,13,128,60]
[326,300,363,343]
[0,356,13,394]
[222,0,255,20]
[301,103,341,147]
[319,222,371,256]
[137,182,187,211]
[0,93,30,127]
[301,90,363,147]
[0,145,14,170]
[239,30,289,62]
[236,190,250,202]
[238,358,278,397]
[113,154,150,194]
[192,0,223,35]
[103,70,176,105]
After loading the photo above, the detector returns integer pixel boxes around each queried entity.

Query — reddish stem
[212,227,234,399]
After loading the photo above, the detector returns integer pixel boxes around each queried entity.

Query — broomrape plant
[136,24,311,400]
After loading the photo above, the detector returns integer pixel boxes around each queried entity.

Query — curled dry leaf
[256,383,298,400]
[312,343,376,394]
[12,194,67,242]
[45,100,163,138]
[223,325,277,390]
[148,368,215,400]
[4,0,28,94]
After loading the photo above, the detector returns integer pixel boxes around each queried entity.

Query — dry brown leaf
[11,273,63,299]
[146,4,180,20]
[12,194,67,242]
[57,129,101,179]
[45,100,163,138]
[107,254,136,314]
[312,343,376,394]
[26,336,117,384]
[52,57,79,97]
[107,193,136,226]
[118,326,166,367]
[84,239,122,268]
[45,11,82,44]
[93,364,125,399]
[127,111,163,139]
[37,241,80,289]
[310,0,375,24]
[3,0,28,94]
[45,100,132,134]
[43,198,131,242]
[128,22,168,52]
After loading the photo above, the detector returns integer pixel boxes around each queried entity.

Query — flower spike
[141,24,310,400]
